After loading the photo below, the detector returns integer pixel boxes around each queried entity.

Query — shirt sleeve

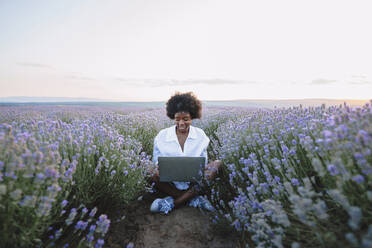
[201,146,208,165]
[153,135,160,165]
[201,134,210,165]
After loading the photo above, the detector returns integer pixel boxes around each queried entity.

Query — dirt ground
[105,191,240,248]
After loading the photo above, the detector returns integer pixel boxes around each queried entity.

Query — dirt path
[106,192,239,248]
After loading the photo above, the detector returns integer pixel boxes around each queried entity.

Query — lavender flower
[126,242,134,248]
[291,178,300,186]
[95,239,104,248]
[75,220,88,230]
[61,200,68,208]
[327,164,339,176]
[352,175,365,184]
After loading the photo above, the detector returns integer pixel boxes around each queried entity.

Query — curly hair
[166,92,202,119]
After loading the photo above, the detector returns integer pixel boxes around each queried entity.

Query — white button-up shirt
[153,125,210,190]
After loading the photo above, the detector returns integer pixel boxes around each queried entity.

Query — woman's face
[175,111,192,134]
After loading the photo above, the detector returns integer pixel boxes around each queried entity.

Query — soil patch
[105,192,240,248]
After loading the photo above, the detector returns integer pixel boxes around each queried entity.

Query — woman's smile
[175,112,192,134]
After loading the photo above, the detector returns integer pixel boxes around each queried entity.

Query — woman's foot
[189,195,215,211]
[150,196,174,214]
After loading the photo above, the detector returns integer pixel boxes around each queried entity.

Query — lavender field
[1,103,371,248]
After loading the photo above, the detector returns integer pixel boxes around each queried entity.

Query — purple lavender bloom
[36,172,45,180]
[61,200,68,208]
[327,164,339,176]
[126,243,134,248]
[291,178,300,186]
[231,219,241,231]
[45,168,57,178]
[89,224,96,233]
[274,176,281,183]
[352,175,365,184]
[354,152,364,160]
[96,214,111,234]
[323,130,333,138]
[260,182,269,193]
[86,234,94,242]
[282,145,289,154]
[251,201,262,209]
[75,220,88,230]
[265,210,273,216]
[54,229,62,239]
[95,239,104,248]
[89,207,97,217]
[64,168,73,178]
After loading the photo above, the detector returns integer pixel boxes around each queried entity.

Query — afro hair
[166,92,202,119]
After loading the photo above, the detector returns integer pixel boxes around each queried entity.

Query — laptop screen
[158,156,206,182]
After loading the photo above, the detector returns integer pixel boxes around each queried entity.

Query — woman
[150,92,223,214]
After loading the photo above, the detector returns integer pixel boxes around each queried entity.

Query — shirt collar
[165,125,197,142]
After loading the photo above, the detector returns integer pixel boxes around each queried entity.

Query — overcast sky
[0,0,371,101]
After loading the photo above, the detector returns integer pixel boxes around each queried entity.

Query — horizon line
[0,96,370,103]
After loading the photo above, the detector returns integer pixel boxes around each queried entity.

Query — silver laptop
[158,156,206,182]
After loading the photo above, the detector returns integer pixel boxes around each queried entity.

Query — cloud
[16,62,54,69]
[65,75,96,81]
[348,80,372,85]
[346,74,371,85]
[114,78,256,87]
[310,78,338,85]
[167,79,253,86]
[115,78,145,85]
[351,74,367,79]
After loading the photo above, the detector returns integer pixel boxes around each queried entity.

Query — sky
[0,0,371,101]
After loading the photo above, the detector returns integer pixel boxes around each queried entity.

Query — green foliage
[2,104,371,248]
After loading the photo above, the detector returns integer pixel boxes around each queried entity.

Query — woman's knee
[152,173,160,184]
[214,160,223,170]
[205,160,223,180]
[209,160,223,172]
[189,183,201,194]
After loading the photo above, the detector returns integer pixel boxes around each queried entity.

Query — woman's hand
[151,165,160,182]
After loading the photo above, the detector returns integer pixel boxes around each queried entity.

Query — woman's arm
[201,146,208,165]
[153,137,160,165]
[201,130,210,165]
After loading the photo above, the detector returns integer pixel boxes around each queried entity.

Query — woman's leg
[152,160,223,208]
[152,173,185,198]
[153,171,197,208]
[174,185,198,208]
[205,160,223,181]
[174,160,224,207]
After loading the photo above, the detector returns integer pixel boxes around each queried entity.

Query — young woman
[150,92,223,214]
